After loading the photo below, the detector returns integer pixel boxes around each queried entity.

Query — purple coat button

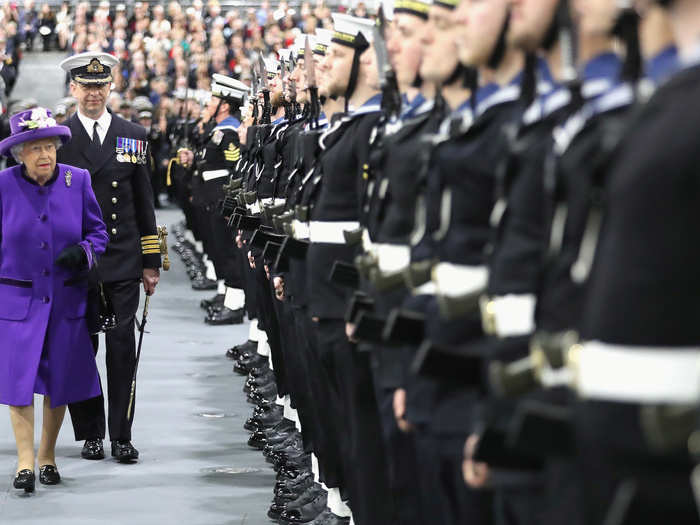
[42,296,50,304]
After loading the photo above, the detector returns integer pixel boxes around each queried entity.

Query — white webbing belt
[201,169,229,182]
[308,221,360,244]
[292,220,310,240]
[573,341,700,404]
[432,262,488,298]
[482,294,536,337]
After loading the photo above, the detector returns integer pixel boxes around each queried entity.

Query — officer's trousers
[69,279,140,442]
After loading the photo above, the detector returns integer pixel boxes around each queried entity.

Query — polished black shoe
[226,339,258,360]
[111,440,139,462]
[200,293,224,310]
[275,470,313,493]
[39,465,61,485]
[192,276,217,290]
[280,491,328,523]
[81,438,105,460]
[205,307,244,325]
[311,510,350,525]
[249,364,270,377]
[13,469,35,493]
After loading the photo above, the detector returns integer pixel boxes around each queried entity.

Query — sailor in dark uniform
[178,74,248,326]
[567,0,700,522]
[304,13,395,525]
[57,51,161,463]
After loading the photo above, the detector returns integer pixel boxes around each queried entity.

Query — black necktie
[92,121,100,145]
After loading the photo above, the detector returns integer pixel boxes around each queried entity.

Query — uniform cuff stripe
[142,249,161,254]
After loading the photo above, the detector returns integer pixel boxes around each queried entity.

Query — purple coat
[0,163,108,408]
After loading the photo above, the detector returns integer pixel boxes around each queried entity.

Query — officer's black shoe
[39,465,61,485]
[205,307,244,325]
[81,438,105,460]
[192,276,217,291]
[268,501,286,520]
[238,351,266,366]
[13,469,35,493]
[233,361,248,375]
[279,491,328,523]
[111,440,139,462]
[200,293,224,310]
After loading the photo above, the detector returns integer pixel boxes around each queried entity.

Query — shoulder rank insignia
[212,129,224,145]
[65,170,72,187]
[224,142,240,162]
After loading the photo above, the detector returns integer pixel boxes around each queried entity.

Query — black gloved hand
[55,244,88,271]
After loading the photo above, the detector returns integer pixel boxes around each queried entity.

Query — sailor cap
[331,13,375,48]
[211,74,249,101]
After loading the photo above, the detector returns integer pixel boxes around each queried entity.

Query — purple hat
[0,107,72,157]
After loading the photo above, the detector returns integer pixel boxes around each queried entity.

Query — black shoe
[249,364,270,377]
[205,307,244,325]
[192,276,218,290]
[226,339,258,360]
[111,440,139,462]
[311,510,350,525]
[286,484,325,510]
[39,465,61,485]
[81,439,105,460]
[200,293,224,310]
[280,491,328,523]
[13,469,35,493]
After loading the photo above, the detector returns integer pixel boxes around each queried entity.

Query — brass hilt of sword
[157,225,171,271]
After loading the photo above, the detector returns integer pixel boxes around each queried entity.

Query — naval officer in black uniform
[57,52,161,463]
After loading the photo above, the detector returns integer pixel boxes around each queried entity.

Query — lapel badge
[65,170,72,187]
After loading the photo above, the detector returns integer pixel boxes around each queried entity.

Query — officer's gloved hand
[55,244,88,271]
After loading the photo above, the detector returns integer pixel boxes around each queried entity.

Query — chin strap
[487,10,512,70]
[344,33,370,114]
[612,7,642,84]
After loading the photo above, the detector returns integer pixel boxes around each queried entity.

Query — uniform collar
[77,108,112,137]
[349,93,382,116]
[645,46,678,85]
[216,116,241,129]
[401,93,426,120]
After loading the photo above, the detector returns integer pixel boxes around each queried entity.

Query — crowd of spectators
[0,0,370,121]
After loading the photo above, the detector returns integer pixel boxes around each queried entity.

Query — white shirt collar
[77,109,112,144]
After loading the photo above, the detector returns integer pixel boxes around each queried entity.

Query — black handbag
[86,242,117,335]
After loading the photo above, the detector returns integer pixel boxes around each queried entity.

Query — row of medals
[116,149,146,164]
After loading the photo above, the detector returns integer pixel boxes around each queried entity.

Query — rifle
[304,37,320,128]
[374,6,402,119]
[257,53,272,124]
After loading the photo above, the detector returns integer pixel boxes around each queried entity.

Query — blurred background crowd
[0,0,378,203]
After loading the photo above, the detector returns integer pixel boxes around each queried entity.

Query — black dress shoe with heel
[39,465,61,485]
[14,469,35,493]
[111,440,139,462]
[81,438,105,460]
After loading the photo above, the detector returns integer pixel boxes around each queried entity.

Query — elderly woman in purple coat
[0,107,107,493]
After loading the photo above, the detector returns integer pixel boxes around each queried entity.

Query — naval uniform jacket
[57,112,161,281]
[190,116,241,207]
[307,97,383,320]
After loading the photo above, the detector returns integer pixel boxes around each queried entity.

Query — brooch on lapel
[65,170,72,187]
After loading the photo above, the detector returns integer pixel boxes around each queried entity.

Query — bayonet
[257,53,272,124]
[304,37,320,128]
[375,6,402,119]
